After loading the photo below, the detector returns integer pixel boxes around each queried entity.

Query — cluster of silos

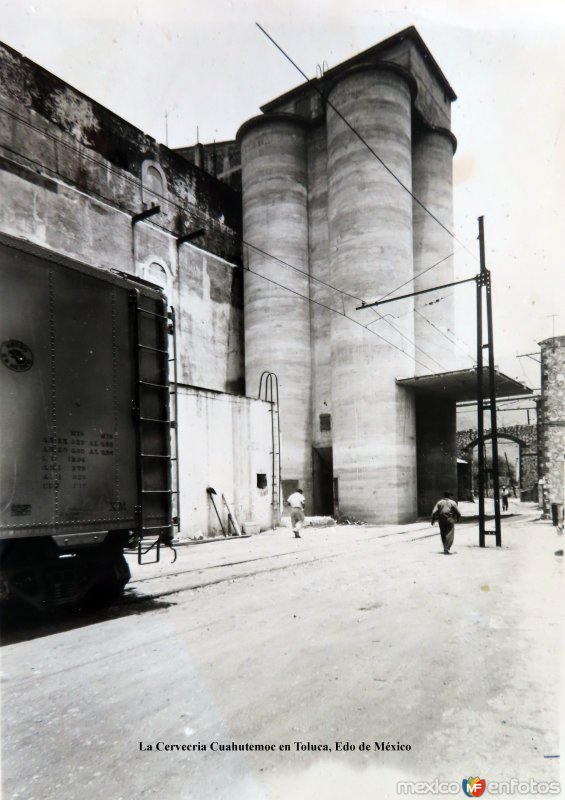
[237,56,456,523]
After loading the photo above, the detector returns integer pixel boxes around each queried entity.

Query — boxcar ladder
[130,289,179,564]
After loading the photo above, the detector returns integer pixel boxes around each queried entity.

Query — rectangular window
[320,413,331,432]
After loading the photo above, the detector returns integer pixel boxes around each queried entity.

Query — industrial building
[0,27,531,537]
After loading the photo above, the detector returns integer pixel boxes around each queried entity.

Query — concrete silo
[307,122,334,514]
[412,125,458,512]
[326,64,418,523]
[237,114,313,505]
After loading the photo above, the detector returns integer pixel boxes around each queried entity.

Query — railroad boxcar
[0,234,179,609]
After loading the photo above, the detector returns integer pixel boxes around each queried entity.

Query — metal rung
[139,416,170,424]
[140,525,172,531]
[139,344,169,354]
[137,307,167,320]
[141,453,171,458]
[138,380,169,389]
[141,489,173,494]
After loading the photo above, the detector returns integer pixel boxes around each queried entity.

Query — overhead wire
[254,23,521,376]
[1,103,465,373]
[241,258,442,374]
[243,239,447,371]
[255,23,479,265]
[0,101,463,322]
[1,130,449,374]
[414,307,476,364]
[2,99,463,300]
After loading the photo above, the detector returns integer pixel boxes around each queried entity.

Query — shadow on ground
[0,592,174,647]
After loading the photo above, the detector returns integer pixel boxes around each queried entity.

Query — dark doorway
[312,447,334,516]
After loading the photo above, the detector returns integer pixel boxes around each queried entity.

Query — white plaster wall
[177,387,273,537]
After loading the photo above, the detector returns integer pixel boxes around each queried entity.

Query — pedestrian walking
[431,491,461,555]
[501,486,510,511]
[287,488,305,539]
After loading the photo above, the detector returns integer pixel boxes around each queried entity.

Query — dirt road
[2,512,562,799]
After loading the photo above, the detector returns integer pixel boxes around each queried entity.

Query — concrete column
[412,126,457,374]
[326,64,417,523]
[307,122,332,450]
[237,114,312,506]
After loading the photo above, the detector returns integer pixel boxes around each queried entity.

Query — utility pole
[478,216,502,546]
[356,215,502,548]
[476,252,485,546]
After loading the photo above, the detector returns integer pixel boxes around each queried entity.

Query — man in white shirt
[287,488,305,539]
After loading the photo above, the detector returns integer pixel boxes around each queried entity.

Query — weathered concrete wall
[175,141,241,192]
[381,38,452,128]
[0,42,241,242]
[0,41,244,394]
[539,336,565,505]
[178,388,273,536]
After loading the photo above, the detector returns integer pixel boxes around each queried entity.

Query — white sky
[2,0,564,410]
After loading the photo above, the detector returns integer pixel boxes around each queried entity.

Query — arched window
[141,160,167,207]
[142,258,172,301]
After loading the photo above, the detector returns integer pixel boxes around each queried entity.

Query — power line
[243,240,447,371]
[377,250,459,303]
[0,133,443,374]
[241,259,441,374]
[1,98,464,357]
[255,23,478,264]
[414,307,475,364]
[0,133,449,372]
[0,111,462,374]
[0,102,464,320]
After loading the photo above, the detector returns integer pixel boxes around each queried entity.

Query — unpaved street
[2,511,562,799]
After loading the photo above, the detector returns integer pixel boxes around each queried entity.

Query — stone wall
[539,336,565,505]
[457,424,539,494]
